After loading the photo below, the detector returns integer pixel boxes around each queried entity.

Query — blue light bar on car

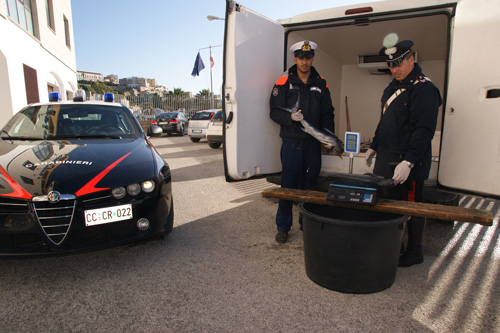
[104,93,114,102]
[49,92,61,102]
[73,89,86,102]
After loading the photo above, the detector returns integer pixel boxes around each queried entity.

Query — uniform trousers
[276,139,321,232]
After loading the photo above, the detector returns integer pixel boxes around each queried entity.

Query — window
[23,64,40,105]
[191,112,214,121]
[64,15,71,48]
[46,0,55,31]
[7,0,34,36]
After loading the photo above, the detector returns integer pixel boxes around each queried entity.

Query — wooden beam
[262,187,494,226]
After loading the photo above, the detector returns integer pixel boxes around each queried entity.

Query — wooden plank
[262,187,494,226]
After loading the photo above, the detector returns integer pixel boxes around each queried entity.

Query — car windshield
[191,112,213,121]
[1,104,142,140]
[213,111,223,120]
[157,112,177,120]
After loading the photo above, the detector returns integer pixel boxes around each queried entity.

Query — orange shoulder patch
[275,71,289,86]
[275,76,288,86]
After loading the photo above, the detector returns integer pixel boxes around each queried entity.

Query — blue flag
[191,52,205,77]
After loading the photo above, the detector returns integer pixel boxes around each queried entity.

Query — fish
[300,121,344,157]
[276,96,344,158]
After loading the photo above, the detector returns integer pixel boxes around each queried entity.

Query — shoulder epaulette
[413,75,431,85]
[275,71,289,86]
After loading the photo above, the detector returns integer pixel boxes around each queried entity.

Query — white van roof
[278,0,455,25]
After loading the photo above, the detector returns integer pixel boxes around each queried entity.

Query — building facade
[77,70,103,82]
[0,0,77,126]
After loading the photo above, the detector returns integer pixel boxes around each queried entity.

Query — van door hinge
[354,18,371,26]
[228,1,241,13]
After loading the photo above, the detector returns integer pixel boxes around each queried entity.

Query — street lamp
[207,15,224,21]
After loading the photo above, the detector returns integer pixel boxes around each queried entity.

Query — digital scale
[327,184,378,206]
[326,132,378,206]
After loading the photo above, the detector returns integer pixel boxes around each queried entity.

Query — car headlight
[112,187,126,199]
[142,180,155,193]
[127,183,141,196]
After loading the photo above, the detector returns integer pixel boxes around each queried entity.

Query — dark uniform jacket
[370,63,442,181]
[269,65,335,141]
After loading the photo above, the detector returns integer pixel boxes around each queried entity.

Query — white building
[77,70,103,82]
[0,0,77,126]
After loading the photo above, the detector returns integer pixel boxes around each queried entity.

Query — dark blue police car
[0,91,173,256]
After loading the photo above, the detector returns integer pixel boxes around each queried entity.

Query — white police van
[221,0,500,198]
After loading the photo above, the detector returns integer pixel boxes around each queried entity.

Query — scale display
[345,132,361,154]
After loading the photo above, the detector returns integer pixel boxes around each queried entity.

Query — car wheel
[190,137,201,143]
[208,142,222,149]
[161,197,174,239]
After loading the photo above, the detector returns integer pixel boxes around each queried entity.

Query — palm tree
[172,87,186,95]
[196,89,211,98]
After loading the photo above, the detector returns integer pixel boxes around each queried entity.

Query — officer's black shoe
[398,246,423,267]
[275,231,288,244]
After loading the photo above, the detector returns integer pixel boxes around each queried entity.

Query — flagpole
[210,45,213,108]
[198,45,221,108]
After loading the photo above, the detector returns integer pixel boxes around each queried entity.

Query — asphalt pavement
[1,135,499,332]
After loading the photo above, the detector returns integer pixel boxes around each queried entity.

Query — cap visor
[387,58,404,68]
[295,52,314,59]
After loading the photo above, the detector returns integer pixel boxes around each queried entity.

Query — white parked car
[206,110,224,149]
[187,109,220,142]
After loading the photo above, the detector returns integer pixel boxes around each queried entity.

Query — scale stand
[345,132,360,174]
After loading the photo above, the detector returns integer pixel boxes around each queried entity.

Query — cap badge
[301,42,312,52]
[385,47,397,59]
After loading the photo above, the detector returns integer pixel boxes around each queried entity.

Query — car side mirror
[148,125,163,137]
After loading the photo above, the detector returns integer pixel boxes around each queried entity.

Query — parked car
[206,110,224,149]
[187,109,220,142]
[0,91,174,256]
[152,111,189,136]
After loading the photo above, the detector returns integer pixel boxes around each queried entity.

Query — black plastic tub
[299,202,409,294]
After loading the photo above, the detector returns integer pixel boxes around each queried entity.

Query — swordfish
[276,95,344,158]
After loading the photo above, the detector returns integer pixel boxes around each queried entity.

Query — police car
[0,90,174,256]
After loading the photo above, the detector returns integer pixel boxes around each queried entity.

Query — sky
[71,0,378,95]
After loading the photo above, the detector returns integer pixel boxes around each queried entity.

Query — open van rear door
[223,1,284,181]
[438,0,500,196]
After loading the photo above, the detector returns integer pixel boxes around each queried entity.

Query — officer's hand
[393,161,411,185]
[291,110,304,122]
[365,148,376,167]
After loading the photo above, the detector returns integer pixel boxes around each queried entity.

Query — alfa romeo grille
[0,197,30,214]
[33,194,76,245]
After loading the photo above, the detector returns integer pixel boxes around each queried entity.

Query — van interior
[280,5,452,150]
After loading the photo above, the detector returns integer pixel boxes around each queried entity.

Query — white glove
[365,148,376,167]
[291,110,304,122]
[393,161,412,185]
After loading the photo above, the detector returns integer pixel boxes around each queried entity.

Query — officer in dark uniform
[365,38,442,267]
[270,40,335,244]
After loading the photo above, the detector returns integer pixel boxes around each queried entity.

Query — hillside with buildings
[77,71,221,119]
